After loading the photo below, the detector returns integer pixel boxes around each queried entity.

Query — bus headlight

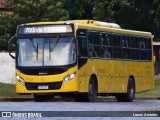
[16,75,25,86]
[63,72,76,84]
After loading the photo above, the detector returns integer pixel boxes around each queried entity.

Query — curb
[0,97,159,102]
[135,97,160,100]
[0,98,34,102]
[97,97,160,101]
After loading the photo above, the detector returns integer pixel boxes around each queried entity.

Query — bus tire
[34,94,46,102]
[74,77,97,102]
[116,78,135,102]
[86,77,97,102]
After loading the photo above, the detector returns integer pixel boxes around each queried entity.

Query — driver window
[78,37,87,57]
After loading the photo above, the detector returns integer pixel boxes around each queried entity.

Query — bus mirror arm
[9,51,15,59]
[8,36,16,59]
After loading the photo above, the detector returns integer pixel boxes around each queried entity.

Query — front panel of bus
[15,24,78,94]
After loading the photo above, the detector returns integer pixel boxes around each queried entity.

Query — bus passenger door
[77,36,88,92]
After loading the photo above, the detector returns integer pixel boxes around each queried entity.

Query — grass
[136,78,160,97]
[0,79,159,98]
[0,82,32,98]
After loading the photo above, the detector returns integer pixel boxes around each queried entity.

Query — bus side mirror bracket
[8,36,16,59]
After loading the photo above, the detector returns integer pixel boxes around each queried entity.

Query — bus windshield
[18,36,76,67]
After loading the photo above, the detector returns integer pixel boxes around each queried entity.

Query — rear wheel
[116,78,135,102]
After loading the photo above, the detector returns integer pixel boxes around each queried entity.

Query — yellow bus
[8,20,154,102]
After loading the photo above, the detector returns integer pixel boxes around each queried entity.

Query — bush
[0,34,11,51]
[0,13,16,51]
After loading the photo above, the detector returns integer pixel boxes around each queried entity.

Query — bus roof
[25,20,152,37]
[77,24,152,37]
[25,20,120,28]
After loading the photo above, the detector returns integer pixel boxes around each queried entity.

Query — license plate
[38,85,48,89]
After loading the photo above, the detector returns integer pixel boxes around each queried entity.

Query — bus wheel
[86,77,97,102]
[74,77,97,102]
[34,94,46,102]
[116,78,135,102]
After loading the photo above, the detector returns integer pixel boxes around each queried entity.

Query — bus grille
[25,82,62,90]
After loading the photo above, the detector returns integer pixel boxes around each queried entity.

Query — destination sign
[18,25,72,34]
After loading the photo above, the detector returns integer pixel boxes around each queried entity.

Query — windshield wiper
[50,35,61,52]
[29,38,38,60]
[29,38,38,53]
[49,35,61,60]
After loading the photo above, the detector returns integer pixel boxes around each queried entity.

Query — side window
[122,48,130,59]
[88,31,100,58]
[140,37,146,49]
[113,47,121,59]
[89,46,100,57]
[139,37,148,61]
[131,49,140,60]
[100,33,112,58]
[140,50,147,60]
[130,36,139,48]
[122,36,129,47]
[88,32,99,45]
[101,33,112,46]
[88,32,92,44]
[78,37,87,57]
[130,36,140,61]
[113,34,121,59]
[101,47,112,58]
[122,35,130,60]
[146,38,151,49]
[113,34,121,47]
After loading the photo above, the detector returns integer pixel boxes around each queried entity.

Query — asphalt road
[0,100,160,120]
[0,100,160,111]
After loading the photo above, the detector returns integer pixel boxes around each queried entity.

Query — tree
[0,0,70,50]
[62,0,94,19]
[14,0,69,22]
[93,0,159,36]
[0,14,13,50]
[153,0,160,36]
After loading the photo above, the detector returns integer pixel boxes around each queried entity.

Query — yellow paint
[15,20,154,95]
[16,66,78,93]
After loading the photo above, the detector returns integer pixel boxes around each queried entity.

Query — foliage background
[0,0,160,50]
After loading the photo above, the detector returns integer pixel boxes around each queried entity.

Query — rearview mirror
[8,36,16,59]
